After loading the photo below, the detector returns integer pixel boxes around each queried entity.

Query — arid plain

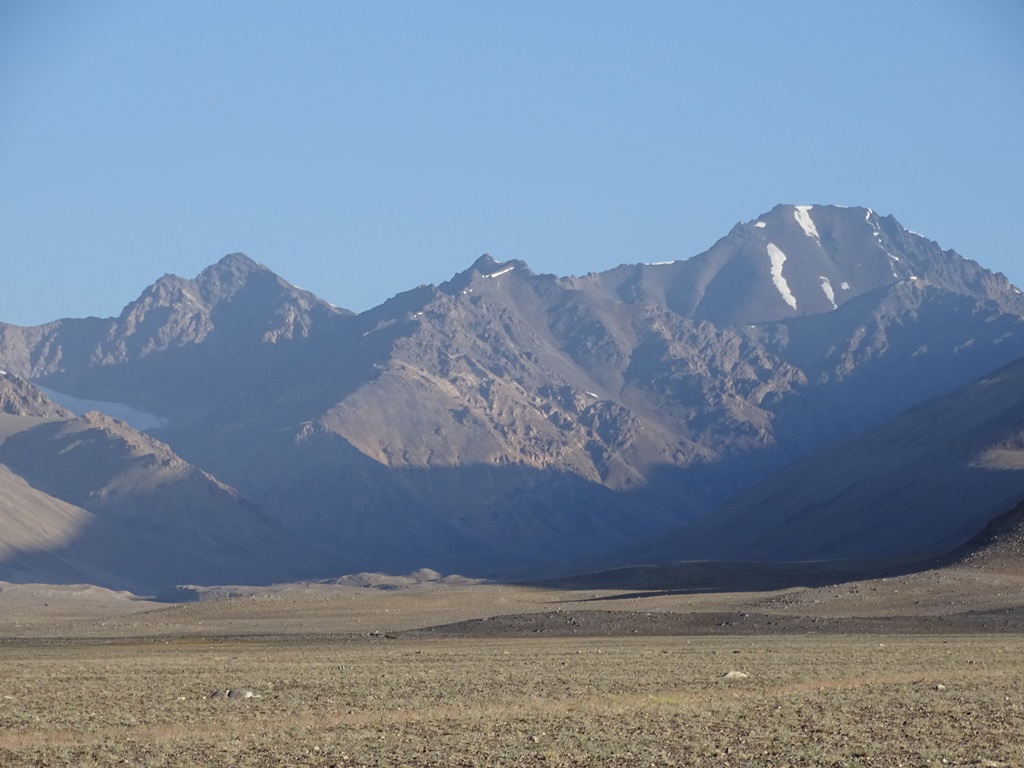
[3,525,1024,768]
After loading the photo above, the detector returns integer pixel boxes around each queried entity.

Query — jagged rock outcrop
[0,371,73,418]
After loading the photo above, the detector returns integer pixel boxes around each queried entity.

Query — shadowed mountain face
[606,354,1024,569]
[0,380,333,591]
[1,205,1023,586]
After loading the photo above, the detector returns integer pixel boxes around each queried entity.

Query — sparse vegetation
[2,625,1023,766]
[4,534,1023,768]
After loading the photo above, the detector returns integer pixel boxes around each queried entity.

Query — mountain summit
[597,204,1022,325]
[1,205,1023,586]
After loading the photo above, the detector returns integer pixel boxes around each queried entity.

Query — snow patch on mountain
[754,221,766,229]
[794,205,820,241]
[486,266,515,278]
[766,243,798,310]
[34,385,167,432]
[819,277,837,309]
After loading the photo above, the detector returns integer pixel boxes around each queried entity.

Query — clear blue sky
[2,1,1022,326]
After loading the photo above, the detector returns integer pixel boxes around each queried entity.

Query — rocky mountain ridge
[1,204,1023,587]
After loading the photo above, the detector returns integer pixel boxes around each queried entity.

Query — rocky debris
[943,500,1024,569]
[412,606,1024,638]
[209,688,256,700]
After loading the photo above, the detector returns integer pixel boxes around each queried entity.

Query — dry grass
[1,633,1022,767]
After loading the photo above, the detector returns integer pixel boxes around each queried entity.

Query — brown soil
[1,507,1023,766]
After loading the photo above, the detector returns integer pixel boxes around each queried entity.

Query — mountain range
[1,203,1023,591]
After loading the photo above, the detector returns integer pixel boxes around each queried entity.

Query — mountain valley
[1,204,1023,590]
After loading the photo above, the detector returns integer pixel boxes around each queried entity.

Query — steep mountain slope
[0,371,73,418]
[0,253,352,423]
[0,465,94,574]
[0,378,329,590]
[945,499,1024,572]
[625,354,1024,564]
[1,205,1023,579]
[0,374,106,582]
[596,204,1020,324]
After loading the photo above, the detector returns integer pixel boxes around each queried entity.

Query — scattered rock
[209,688,256,700]
[935,683,947,691]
